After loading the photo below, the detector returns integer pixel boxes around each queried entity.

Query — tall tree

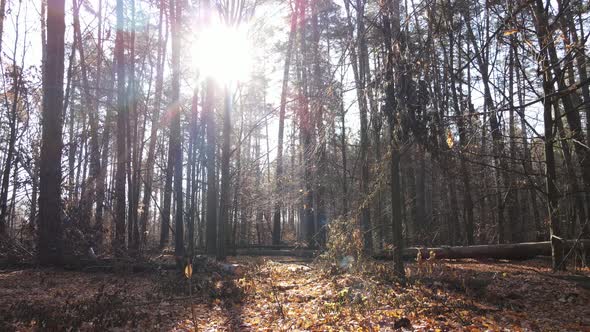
[204,75,217,254]
[114,0,127,255]
[139,0,167,249]
[170,0,184,261]
[38,0,66,265]
[531,0,564,270]
[72,0,101,225]
[272,0,298,246]
[218,85,231,260]
[382,0,405,280]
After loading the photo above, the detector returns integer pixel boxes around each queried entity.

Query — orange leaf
[503,29,518,36]
[446,129,454,149]
[184,264,193,279]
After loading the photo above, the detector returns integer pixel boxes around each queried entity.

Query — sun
[191,23,253,84]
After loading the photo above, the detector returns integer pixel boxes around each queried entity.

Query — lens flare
[192,23,253,84]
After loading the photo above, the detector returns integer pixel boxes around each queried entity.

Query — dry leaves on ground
[1,256,589,331]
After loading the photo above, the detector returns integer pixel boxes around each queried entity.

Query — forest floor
[1,255,589,331]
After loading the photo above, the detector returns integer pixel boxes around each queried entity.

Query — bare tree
[38,0,66,265]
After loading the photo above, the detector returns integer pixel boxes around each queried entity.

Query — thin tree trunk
[340,91,348,216]
[187,87,199,256]
[297,0,315,248]
[382,0,405,280]
[311,0,326,247]
[96,53,116,246]
[343,0,371,251]
[72,0,101,226]
[138,1,166,248]
[114,0,127,255]
[463,17,512,243]
[0,66,21,234]
[218,85,231,260]
[272,0,298,245]
[516,64,541,239]
[0,0,7,57]
[531,0,564,270]
[169,0,184,262]
[448,27,474,245]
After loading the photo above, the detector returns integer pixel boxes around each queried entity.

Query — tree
[170,0,184,262]
[272,0,298,246]
[38,0,66,265]
[531,0,564,271]
[139,0,167,249]
[114,0,127,255]
[218,85,231,260]
[382,0,405,280]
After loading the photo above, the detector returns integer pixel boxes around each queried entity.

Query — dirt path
[1,256,589,331]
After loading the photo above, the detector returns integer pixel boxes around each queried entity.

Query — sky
[2,0,549,165]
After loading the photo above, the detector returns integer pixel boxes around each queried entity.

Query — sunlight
[191,23,253,84]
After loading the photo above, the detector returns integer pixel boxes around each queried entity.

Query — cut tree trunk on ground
[236,245,300,250]
[235,248,317,258]
[0,255,247,274]
[374,240,590,260]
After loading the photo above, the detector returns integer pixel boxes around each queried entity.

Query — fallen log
[62,258,180,272]
[374,240,590,261]
[235,248,317,258]
[24,255,244,274]
[235,245,299,250]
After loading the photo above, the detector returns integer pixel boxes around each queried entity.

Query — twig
[268,271,285,319]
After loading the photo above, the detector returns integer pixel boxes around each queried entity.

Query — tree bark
[38,0,66,265]
[297,0,315,248]
[463,15,513,243]
[170,0,184,262]
[382,0,405,280]
[218,86,232,260]
[0,64,21,234]
[375,240,590,261]
[204,78,217,254]
[114,0,127,255]
[0,0,7,58]
[139,0,167,249]
[531,0,564,270]
[272,0,298,245]
[72,0,101,226]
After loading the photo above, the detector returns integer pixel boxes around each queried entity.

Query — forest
[0,0,590,330]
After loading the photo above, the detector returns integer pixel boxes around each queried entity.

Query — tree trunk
[375,240,590,261]
[170,0,184,262]
[139,0,167,250]
[531,0,564,270]
[448,28,474,245]
[96,53,116,247]
[0,64,21,235]
[297,0,315,248]
[204,78,217,254]
[463,17,513,243]
[343,0,371,251]
[311,0,326,247]
[218,86,231,260]
[72,0,100,227]
[114,0,127,255]
[382,0,405,281]
[38,0,66,265]
[126,0,139,251]
[339,92,348,216]
[272,0,298,245]
[93,0,103,232]
[554,98,586,238]
[187,87,199,256]
[0,0,7,58]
